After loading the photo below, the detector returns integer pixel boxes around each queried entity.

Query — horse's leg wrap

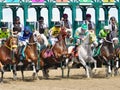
[31,62,36,74]
[79,56,90,78]
[13,64,17,80]
[116,57,119,68]
[108,60,112,74]
[0,67,4,82]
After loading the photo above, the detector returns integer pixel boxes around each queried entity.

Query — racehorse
[0,36,18,82]
[39,30,68,78]
[17,33,38,80]
[99,39,115,77]
[95,31,116,77]
[107,37,120,76]
[66,32,97,78]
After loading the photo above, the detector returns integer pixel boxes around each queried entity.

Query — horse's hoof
[0,79,3,83]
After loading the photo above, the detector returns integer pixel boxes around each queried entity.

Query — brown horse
[0,36,18,82]
[98,38,116,77]
[111,38,120,76]
[40,31,68,78]
[17,34,38,80]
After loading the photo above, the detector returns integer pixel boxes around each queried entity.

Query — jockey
[109,16,118,37]
[61,13,72,29]
[0,22,10,46]
[18,26,32,62]
[37,16,49,47]
[38,16,48,37]
[12,16,24,35]
[82,14,95,30]
[49,21,61,47]
[97,25,110,47]
[74,24,88,44]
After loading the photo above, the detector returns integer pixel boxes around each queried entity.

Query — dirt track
[0,68,120,90]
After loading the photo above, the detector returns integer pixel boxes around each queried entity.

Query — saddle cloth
[44,49,54,58]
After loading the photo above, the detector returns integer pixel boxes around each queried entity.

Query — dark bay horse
[17,33,38,80]
[0,36,18,82]
[99,39,115,77]
[40,31,68,78]
[111,38,120,76]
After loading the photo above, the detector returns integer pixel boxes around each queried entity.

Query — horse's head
[33,30,44,44]
[112,37,119,46]
[5,36,18,53]
[25,33,38,61]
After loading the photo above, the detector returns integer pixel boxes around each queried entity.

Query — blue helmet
[24,26,32,33]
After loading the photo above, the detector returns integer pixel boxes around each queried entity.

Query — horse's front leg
[20,64,24,80]
[13,64,17,80]
[114,57,119,76]
[31,62,37,80]
[79,57,90,78]
[106,60,112,77]
[0,62,4,83]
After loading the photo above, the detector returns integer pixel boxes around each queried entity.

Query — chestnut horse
[0,36,18,82]
[40,31,68,78]
[17,33,38,80]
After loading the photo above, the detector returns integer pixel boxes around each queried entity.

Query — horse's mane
[29,33,35,43]
[53,32,68,55]
[81,34,90,46]
[5,36,13,46]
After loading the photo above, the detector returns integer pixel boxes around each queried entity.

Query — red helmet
[63,14,68,18]
[86,14,91,18]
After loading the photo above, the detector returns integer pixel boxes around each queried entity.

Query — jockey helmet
[104,26,110,30]
[81,24,88,30]
[63,13,68,18]
[24,26,32,33]
[55,22,61,27]
[86,14,91,18]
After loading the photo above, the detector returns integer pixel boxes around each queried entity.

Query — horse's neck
[29,34,33,43]
[81,34,90,46]
[54,37,66,51]
[27,35,37,50]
